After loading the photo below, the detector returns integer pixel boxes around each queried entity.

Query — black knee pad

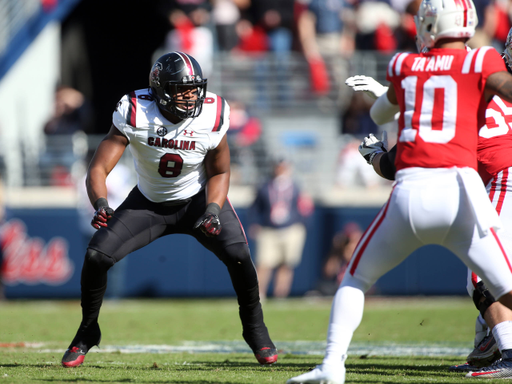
[84,248,116,274]
[473,280,496,318]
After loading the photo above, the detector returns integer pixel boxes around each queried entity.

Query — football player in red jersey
[288,0,512,382]
[60,52,277,368]
[346,26,512,379]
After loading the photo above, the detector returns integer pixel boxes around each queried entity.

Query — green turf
[0,296,496,383]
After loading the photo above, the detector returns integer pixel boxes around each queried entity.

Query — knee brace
[473,280,496,318]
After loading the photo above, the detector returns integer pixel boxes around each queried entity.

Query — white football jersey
[112,88,230,202]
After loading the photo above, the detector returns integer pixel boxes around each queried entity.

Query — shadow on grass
[39,380,244,383]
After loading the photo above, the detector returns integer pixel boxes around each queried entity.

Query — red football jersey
[478,95,512,185]
[386,47,507,171]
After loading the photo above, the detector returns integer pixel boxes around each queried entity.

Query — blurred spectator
[296,0,356,110]
[248,0,295,53]
[249,159,314,300]
[164,9,214,77]
[335,137,387,188]
[354,1,401,53]
[341,91,379,137]
[234,18,269,52]
[212,0,249,51]
[41,86,91,187]
[313,222,363,296]
[479,0,511,49]
[226,100,265,184]
[240,0,295,110]
[44,86,92,135]
[394,0,422,52]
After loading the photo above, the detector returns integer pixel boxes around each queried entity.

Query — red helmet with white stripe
[414,0,478,51]
[149,51,207,119]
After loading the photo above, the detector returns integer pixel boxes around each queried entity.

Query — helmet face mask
[414,0,478,52]
[149,52,207,119]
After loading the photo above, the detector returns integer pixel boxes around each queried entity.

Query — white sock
[322,282,365,367]
[492,321,512,352]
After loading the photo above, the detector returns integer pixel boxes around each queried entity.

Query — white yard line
[18,341,470,357]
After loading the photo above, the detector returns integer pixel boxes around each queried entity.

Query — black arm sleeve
[379,145,397,181]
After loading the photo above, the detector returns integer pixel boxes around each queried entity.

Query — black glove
[194,203,222,237]
[91,198,114,230]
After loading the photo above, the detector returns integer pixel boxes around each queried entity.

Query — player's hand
[194,212,222,237]
[91,198,114,229]
[359,132,388,165]
[345,75,389,99]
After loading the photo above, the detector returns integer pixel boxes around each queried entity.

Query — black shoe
[61,322,101,368]
[253,346,278,365]
[243,325,278,365]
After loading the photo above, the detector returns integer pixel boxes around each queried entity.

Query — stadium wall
[1,205,468,299]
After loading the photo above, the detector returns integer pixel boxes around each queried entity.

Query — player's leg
[450,271,502,371]
[193,198,278,365]
[288,186,422,384]
[448,226,512,378]
[448,170,512,377]
[62,187,171,367]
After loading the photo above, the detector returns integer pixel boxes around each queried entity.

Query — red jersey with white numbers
[386,47,507,171]
[478,95,512,185]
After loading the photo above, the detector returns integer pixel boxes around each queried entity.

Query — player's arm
[372,145,397,180]
[485,71,512,103]
[204,134,230,209]
[86,124,128,215]
[370,86,400,125]
[193,134,231,237]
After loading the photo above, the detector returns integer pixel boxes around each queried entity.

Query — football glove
[194,203,222,237]
[359,132,388,165]
[345,75,389,99]
[91,198,114,229]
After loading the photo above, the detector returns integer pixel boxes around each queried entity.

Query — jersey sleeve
[207,97,230,150]
[481,47,508,79]
[112,92,137,142]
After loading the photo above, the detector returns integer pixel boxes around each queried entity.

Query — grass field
[0,296,501,383]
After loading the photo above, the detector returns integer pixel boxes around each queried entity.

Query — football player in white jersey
[61,52,277,368]
[345,26,512,379]
[287,0,512,382]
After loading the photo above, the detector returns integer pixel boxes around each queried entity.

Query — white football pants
[322,167,512,367]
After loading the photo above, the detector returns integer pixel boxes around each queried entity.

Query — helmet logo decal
[151,62,162,87]
[157,126,168,137]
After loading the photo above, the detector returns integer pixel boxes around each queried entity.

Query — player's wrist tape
[205,203,221,216]
[94,197,109,211]
[367,149,386,165]
[368,152,379,165]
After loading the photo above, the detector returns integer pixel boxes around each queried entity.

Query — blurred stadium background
[1,0,503,300]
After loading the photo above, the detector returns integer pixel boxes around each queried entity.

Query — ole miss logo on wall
[0,219,74,285]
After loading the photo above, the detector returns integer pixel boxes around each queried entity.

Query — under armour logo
[183,130,194,137]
